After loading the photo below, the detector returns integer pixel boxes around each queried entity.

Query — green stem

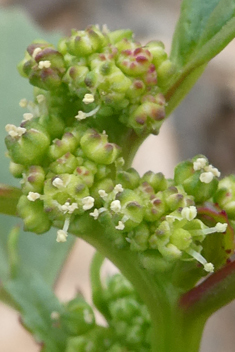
[0,184,21,216]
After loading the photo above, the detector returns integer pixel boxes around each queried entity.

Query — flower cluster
[17,25,175,135]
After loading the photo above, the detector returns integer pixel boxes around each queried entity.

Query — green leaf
[165,0,235,115]
[4,269,68,352]
[0,8,75,289]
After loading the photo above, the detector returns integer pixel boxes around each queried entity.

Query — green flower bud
[63,65,89,89]
[21,166,45,194]
[38,114,65,140]
[49,152,78,174]
[144,196,165,222]
[66,26,107,57]
[9,161,25,178]
[157,59,176,88]
[127,223,150,251]
[90,178,114,204]
[116,168,140,189]
[17,195,51,234]
[48,132,79,160]
[109,297,140,322]
[170,228,192,250]
[141,171,167,192]
[80,129,121,165]
[116,189,144,230]
[5,122,50,166]
[73,165,95,187]
[214,175,235,219]
[108,29,133,44]
[145,40,167,68]
[128,101,165,134]
[117,47,153,76]
[61,296,95,336]
[105,274,134,301]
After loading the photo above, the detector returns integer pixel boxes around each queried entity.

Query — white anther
[199,171,214,184]
[110,200,121,213]
[19,98,28,108]
[181,206,197,221]
[83,93,95,104]
[115,221,125,230]
[114,184,124,195]
[204,263,214,273]
[36,94,45,104]
[23,112,34,121]
[52,177,64,188]
[215,222,227,233]
[38,60,51,69]
[5,124,26,138]
[56,229,68,243]
[98,189,108,199]
[27,192,41,202]
[90,208,99,220]
[205,164,221,177]
[32,47,42,59]
[61,202,78,214]
[193,157,207,171]
[82,196,95,210]
[75,111,87,121]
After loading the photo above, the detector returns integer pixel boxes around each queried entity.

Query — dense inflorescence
[5,26,235,275]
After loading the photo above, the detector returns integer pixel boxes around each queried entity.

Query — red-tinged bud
[48,132,79,160]
[50,152,78,174]
[80,129,121,165]
[21,166,45,194]
[116,168,140,190]
[141,171,168,192]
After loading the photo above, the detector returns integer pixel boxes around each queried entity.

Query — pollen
[32,47,42,59]
[82,93,95,104]
[110,200,121,213]
[115,221,125,230]
[199,171,214,184]
[82,196,95,210]
[60,202,78,214]
[38,60,51,69]
[90,208,99,220]
[36,94,45,104]
[215,222,227,233]
[52,177,64,188]
[27,192,41,201]
[75,111,87,121]
[56,229,68,243]
[181,206,197,221]
[114,184,124,195]
[193,157,207,171]
[5,124,26,138]
[98,189,108,199]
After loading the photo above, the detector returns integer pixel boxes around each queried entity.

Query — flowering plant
[1,1,235,351]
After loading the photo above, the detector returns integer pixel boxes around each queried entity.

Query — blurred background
[1,0,235,351]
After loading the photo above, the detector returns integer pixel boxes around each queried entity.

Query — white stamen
[56,229,68,243]
[83,93,95,104]
[186,247,214,272]
[102,24,109,34]
[82,196,95,210]
[60,202,78,214]
[23,112,34,121]
[199,172,214,184]
[98,189,108,199]
[27,192,41,202]
[110,200,121,213]
[193,157,207,171]
[19,98,28,108]
[36,94,45,104]
[215,222,227,233]
[205,164,221,177]
[38,60,51,69]
[52,177,64,188]
[114,184,124,195]
[90,208,99,220]
[75,111,87,121]
[75,105,100,121]
[32,47,42,59]
[181,206,197,221]
[5,124,26,138]
[115,221,125,230]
